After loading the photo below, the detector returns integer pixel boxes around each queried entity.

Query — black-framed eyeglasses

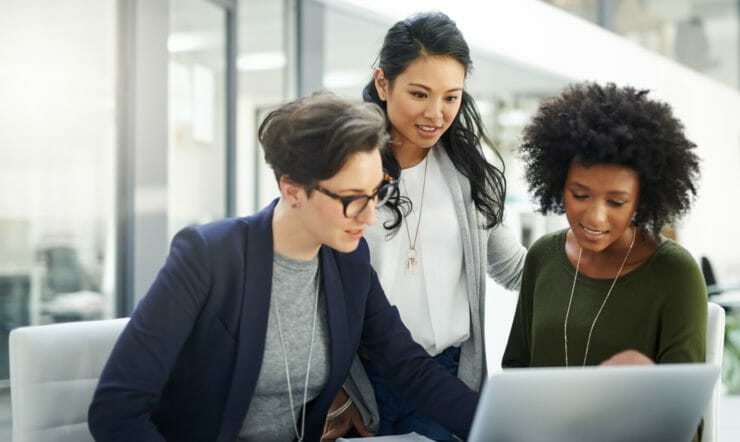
[314,174,397,218]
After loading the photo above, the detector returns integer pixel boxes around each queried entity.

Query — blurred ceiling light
[168,32,216,53]
[237,52,286,71]
[323,70,369,89]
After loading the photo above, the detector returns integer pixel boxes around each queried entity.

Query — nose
[584,201,608,226]
[423,99,443,122]
[356,199,377,225]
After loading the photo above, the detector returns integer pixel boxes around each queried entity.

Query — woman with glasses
[323,11,527,442]
[88,92,478,442]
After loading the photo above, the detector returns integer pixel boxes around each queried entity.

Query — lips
[582,225,606,235]
[346,228,364,239]
[416,124,442,138]
[417,124,439,132]
[580,224,608,241]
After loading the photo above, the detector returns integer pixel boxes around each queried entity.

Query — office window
[168,0,227,236]
[237,0,290,212]
[0,0,117,380]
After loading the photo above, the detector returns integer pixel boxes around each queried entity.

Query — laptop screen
[469,363,719,442]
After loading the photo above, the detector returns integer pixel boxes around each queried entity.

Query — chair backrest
[704,302,725,442]
[9,318,129,442]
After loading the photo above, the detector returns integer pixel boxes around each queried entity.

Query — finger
[351,413,374,437]
[323,418,353,440]
[322,425,346,440]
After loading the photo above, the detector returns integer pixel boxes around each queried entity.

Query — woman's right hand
[600,349,654,366]
[321,389,373,441]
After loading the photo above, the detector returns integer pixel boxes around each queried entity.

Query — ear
[373,68,388,101]
[278,175,304,206]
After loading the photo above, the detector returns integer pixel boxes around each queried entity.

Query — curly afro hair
[519,82,700,236]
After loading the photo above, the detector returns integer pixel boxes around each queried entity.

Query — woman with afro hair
[503,82,706,370]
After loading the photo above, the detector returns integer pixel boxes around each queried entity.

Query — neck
[391,138,431,169]
[272,198,321,261]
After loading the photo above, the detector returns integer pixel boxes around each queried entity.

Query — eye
[608,200,626,207]
[445,95,459,102]
[410,91,427,99]
[570,191,588,200]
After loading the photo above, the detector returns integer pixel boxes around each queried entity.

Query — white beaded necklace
[563,227,636,366]
[272,265,320,442]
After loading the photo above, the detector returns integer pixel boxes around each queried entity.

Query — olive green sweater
[503,229,707,368]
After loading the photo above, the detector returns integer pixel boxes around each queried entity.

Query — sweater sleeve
[341,356,380,432]
[486,223,527,291]
[501,248,536,368]
[654,243,708,363]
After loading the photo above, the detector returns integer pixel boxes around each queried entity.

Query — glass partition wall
[168,0,228,236]
[0,1,118,383]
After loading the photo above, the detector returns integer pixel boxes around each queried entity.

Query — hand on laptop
[600,349,654,366]
[322,388,374,441]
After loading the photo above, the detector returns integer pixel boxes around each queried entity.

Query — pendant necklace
[272,264,320,441]
[564,227,637,366]
[401,156,429,274]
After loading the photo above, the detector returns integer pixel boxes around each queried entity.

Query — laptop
[469,363,719,442]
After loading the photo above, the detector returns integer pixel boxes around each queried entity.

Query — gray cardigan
[345,146,527,431]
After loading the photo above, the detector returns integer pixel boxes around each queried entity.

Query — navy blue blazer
[88,200,478,442]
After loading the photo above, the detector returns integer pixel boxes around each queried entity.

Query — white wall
[330,0,740,284]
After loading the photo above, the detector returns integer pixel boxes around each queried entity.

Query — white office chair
[704,302,725,442]
[9,318,129,442]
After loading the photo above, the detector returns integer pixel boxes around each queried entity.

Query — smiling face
[299,149,384,253]
[564,161,641,255]
[375,55,465,158]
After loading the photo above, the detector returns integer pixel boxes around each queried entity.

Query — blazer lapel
[217,200,276,442]
[319,246,349,389]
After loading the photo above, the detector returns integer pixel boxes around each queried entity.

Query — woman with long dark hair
[323,12,526,441]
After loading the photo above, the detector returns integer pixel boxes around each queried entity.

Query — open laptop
[469,363,719,442]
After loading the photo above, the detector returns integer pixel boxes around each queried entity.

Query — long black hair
[363,11,506,230]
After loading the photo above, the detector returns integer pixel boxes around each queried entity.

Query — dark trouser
[362,346,461,442]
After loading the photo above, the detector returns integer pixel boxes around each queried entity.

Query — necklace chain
[272,264,321,442]
[564,227,637,367]
[401,156,429,273]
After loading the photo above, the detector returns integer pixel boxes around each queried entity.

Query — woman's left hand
[321,389,373,441]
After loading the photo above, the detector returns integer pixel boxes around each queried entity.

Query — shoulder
[430,144,458,182]
[527,229,566,260]
[643,238,707,300]
[173,217,251,255]
[649,238,703,276]
[183,200,275,252]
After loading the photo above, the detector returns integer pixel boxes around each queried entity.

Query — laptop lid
[469,363,719,442]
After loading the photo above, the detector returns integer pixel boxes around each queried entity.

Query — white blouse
[365,152,470,356]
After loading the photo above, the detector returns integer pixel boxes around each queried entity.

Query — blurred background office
[1,0,739,439]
